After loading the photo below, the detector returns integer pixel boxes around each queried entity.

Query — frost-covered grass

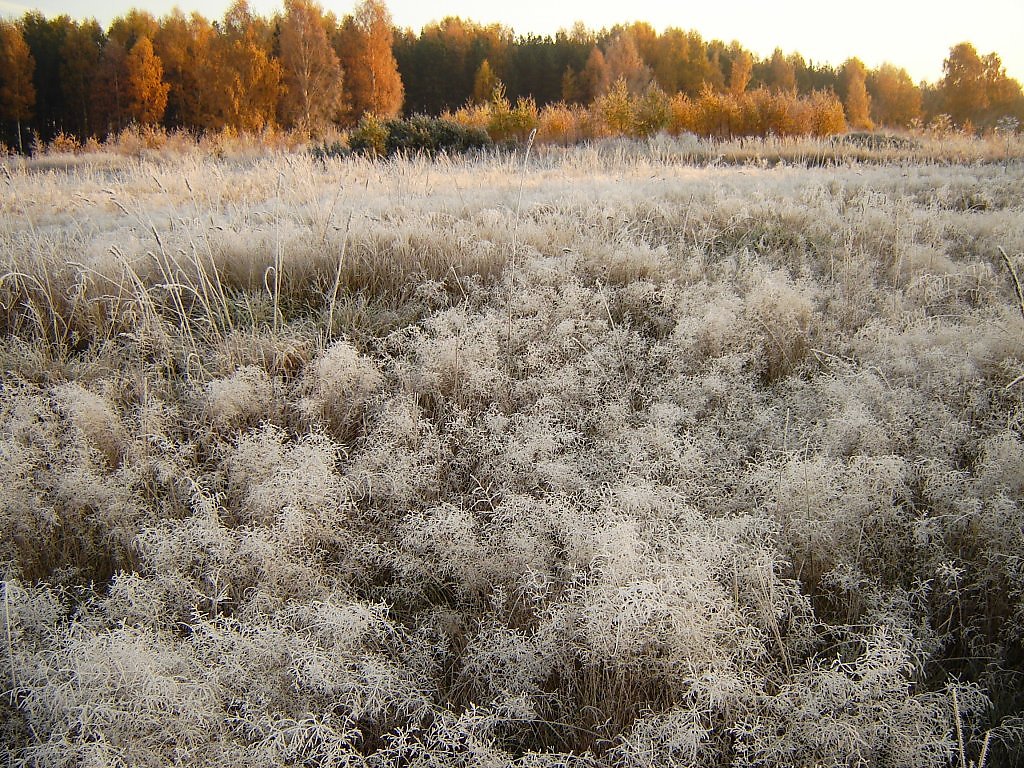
[2,135,1024,766]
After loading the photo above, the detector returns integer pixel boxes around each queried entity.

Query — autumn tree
[940,42,988,127]
[603,31,653,95]
[124,36,169,124]
[644,27,685,94]
[980,51,1024,126]
[472,58,498,104]
[839,57,873,130]
[560,67,581,104]
[95,11,160,133]
[577,46,609,103]
[729,50,753,96]
[0,20,36,152]
[213,1,282,132]
[767,48,796,93]
[935,44,1024,129]
[107,9,158,50]
[337,0,403,122]
[867,63,921,127]
[279,0,344,132]
[154,10,214,128]
[684,31,724,94]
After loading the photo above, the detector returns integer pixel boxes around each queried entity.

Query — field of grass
[2,134,1024,766]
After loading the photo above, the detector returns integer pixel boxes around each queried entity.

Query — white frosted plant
[731,629,980,768]
[572,514,762,667]
[456,621,559,705]
[0,391,58,576]
[976,431,1024,496]
[223,424,347,531]
[299,339,384,439]
[277,598,433,725]
[743,268,817,382]
[202,365,276,433]
[668,282,746,369]
[609,706,713,768]
[13,619,223,768]
[349,394,444,510]
[401,307,506,405]
[1,385,146,581]
[399,504,490,598]
[52,382,124,468]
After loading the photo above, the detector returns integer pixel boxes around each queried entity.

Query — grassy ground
[2,134,1024,766]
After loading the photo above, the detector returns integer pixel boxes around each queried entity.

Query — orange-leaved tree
[0,19,36,153]
[472,58,498,105]
[337,0,403,122]
[125,36,170,125]
[214,0,282,132]
[867,63,921,128]
[603,31,653,96]
[729,50,753,96]
[840,57,873,130]
[154,9,215,129]
[940,42,986,127]
[768,48,796,93]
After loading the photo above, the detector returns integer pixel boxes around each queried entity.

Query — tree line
[1,0,1022,153]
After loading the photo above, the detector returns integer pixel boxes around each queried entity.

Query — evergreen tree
[19,12,70,141]
[60,19,104,138]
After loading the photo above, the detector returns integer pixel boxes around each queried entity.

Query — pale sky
[2,0,1021,85]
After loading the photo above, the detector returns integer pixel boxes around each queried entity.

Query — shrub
[667,93,696,135]
[348,114,491,158]
[486,86,539,144]
[595,79,635,137]
[537,102,581,145]
[346,113,388,157]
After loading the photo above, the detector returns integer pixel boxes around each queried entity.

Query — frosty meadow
[2,133,1024,765]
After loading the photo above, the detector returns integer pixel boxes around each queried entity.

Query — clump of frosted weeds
[732,629,982,768]
[349,393,444,510]
[202,365,276,432]
[223,424,347,531]
[402,307,507,405]
[299,339,383,439]
[743,269,817,382]
[53,382,124,468]
[669,282,746,368]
